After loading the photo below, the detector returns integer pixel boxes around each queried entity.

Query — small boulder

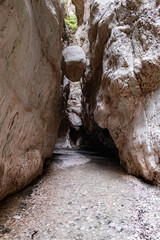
[63,46,86,82]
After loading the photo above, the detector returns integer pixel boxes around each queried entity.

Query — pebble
[109,222,116,228]
[12,216,21,220]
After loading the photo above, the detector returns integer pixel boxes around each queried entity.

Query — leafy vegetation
[65,13,78,30]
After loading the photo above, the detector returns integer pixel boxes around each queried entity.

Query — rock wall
[72,0,84,26]
[72,0,90,56]
[83,0,160,184]
[56,46,86,148]
[60,0,116,151]
[0,0,63,200]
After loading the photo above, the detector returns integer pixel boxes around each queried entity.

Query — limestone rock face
[72,0,84,26]
[84,0,160,184]
[0,0,63,200]
[63,46,86,82]
[68,82,82,128]
[72,0,90,57]
[56,78,83,148]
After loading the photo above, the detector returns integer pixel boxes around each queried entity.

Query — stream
[0,149,160,240]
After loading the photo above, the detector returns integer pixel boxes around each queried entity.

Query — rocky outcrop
[56,80,83,148]
[0,0,63,200]
[83,0,160,184]
[56,46,86,148]
[68,82,82,129]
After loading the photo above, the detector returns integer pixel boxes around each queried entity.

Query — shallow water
[0,149,160,240]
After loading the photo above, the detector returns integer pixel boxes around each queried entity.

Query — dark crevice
[55,0,119,164]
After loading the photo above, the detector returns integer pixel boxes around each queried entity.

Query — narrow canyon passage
[0,149,160,240]
[0,1,160,240]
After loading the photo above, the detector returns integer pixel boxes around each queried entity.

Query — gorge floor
[0,149,160,240]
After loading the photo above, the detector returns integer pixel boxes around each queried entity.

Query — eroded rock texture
[56,45,86,148]
[72,0,90,56]
[0,0,63,200]
[84,0,160,184]
[72,0,84,26]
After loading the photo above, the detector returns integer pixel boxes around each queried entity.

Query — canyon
[0,0,160,202]
[0,0,160,239]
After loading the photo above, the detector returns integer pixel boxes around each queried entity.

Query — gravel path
[0,149,160,240]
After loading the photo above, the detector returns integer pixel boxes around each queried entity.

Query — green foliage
[65,13,78,30]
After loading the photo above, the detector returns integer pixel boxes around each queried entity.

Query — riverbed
[0,149,160,240]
